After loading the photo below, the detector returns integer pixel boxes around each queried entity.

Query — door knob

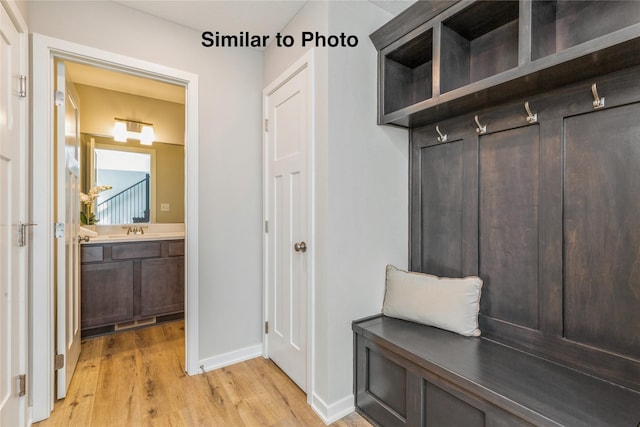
[78,235,90,243]
[294,242,307,253]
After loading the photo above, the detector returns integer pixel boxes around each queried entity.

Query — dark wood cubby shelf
[532,0,640,60]
[441,1,519,93]
[374,0,640,128]
[383,29,433,114]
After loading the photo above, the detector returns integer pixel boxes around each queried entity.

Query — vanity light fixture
[113,118,155,145]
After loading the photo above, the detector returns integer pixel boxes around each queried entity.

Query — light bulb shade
[113,118,154,145]
[140,125,155,145]
[113,121,127,142]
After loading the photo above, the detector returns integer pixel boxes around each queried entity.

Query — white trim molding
[311,393,355,425]
[30,33,199,422]
[199,346,263,373]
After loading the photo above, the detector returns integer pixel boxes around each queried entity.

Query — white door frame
[31,34,200,421]
[262,50,315,403]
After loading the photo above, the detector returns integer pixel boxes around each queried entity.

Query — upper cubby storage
[371,0,640,127]
[532,1,640,60]
[441,1,519,93]
[383,29,433,114]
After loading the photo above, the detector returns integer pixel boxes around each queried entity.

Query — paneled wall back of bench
[410,65,640,392]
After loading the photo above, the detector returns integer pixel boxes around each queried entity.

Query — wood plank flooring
[35,321,371,427]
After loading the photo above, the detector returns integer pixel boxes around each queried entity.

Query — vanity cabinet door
[140,256,184,317]
[81,261,134,328]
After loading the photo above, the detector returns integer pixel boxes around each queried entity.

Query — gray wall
[30,0,409,421]
[263,1,409,419]
[28,0,264,363]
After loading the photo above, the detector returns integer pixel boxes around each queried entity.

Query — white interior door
[0,4,28,425]
[265,64,310,391]
[55,60,81,399]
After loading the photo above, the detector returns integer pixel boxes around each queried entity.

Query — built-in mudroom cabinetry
[80,239,185,336]
[355,1,640,425]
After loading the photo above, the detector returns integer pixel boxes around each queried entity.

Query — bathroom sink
[107,233,161,238]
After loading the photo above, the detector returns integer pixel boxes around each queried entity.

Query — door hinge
[55,90,64,107]
[264,118,269,132]
[18,374,26,397]
[18,223,37,247]
[54,222,65,239]
[55,354,65,370]
[264,321,269,334]
[264,220,269,233]
[18,75,27,98]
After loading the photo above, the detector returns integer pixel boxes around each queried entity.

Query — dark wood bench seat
[353,315,640,427]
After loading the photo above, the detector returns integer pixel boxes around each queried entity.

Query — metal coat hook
[436,125,448,143]
[591,83,605,109]
[474,115,487,135]
[524,101,538,124]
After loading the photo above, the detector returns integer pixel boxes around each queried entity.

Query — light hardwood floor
[34,321,371,427]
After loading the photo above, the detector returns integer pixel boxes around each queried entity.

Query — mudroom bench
[360,0,640,425]
[353,315,640,427]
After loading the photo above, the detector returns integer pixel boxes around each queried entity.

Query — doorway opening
[31,34,199,422]
[58,57,186,396]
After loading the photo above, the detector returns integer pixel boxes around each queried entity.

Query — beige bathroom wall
[155,141,185,223]
[76,84,185,145]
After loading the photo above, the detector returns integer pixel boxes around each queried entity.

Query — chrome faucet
[123,225,145,235]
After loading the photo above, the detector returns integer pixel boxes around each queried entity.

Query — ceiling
[65,61,186,104]
[115,1,417,40]
[69,0,416,102]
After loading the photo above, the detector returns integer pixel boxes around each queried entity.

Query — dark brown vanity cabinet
[80,240,185,334]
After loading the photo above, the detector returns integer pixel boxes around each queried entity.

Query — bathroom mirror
[81,133,185,225]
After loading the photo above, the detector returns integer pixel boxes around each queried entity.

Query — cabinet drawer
[81,245,104,263]
[112,242,161,259]
[167,241,184,257]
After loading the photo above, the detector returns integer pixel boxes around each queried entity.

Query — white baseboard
[311,393,355,425]
[198,344,263,373]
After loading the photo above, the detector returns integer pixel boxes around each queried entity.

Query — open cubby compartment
[532,1,640,60]
[440,1,519,94]
[383,28,433,115]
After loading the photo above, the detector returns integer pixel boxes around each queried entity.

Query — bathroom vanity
[80,238,184,336]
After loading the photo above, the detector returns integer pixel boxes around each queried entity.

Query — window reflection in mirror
[81,134,184,225]
[94,147,153,224]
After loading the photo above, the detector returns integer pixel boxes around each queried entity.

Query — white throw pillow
[382,265,483,337]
